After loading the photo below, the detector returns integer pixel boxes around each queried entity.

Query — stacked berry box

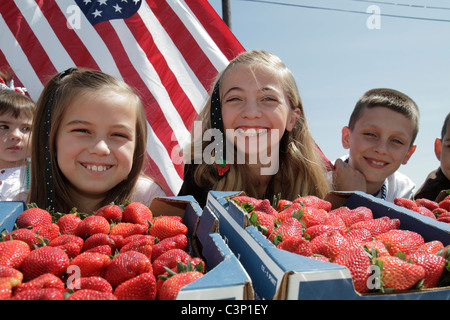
[0,196,253,300]
[206,190,450,300]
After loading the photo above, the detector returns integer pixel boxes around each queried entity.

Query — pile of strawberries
[230,195,450,295]
[394,195,450,224]
[0,202,205,300]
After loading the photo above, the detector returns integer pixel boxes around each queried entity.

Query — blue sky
[209,0,450,191]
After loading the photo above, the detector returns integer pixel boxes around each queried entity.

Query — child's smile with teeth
[83,164,112,172]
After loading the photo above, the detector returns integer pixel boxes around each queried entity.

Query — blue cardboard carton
[0,201,25,233]
[206,190,450,300]
[150,196,253,300]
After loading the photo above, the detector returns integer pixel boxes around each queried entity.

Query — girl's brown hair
[187,50,330,200]
[29,68,148,213]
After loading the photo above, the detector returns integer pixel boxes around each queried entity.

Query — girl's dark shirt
[414,167,450,201]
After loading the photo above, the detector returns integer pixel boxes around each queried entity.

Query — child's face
[342,106,416,189]
[435,122,450,180]
[56,91,137,199]
[221,64,300,163]
[0,113,32,168]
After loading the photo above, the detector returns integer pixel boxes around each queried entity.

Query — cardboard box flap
[0,201,25,233]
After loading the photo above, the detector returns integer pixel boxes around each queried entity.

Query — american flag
[0,0,244,196]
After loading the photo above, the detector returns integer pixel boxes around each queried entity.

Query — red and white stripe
[0,0,245,195]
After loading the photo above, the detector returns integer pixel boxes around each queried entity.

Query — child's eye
[0,125,9,130]
[21,126,31,133]
[391,139,405,145]
[112,133,131,139]
[71,128,90,134]
[363,132,376,138]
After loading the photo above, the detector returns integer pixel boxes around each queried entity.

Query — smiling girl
[29,68,165,213]
[178,50,330,206]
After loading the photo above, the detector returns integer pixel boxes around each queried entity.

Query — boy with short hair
[414,112,450,201]
[330,88,419,202]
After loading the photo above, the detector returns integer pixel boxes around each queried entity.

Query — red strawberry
[20,246,70,281]
[149,216,188,240]
[0,265,23,283]
[309,230,351,261]
[82,233,118,253]
[3,228,43,250]
[268,217,303,244]
[249,210,276,236]
[57,213,82,235]
[0,278,14,300]
[74,215,110,239]
[323,213,347,235]
[15,273,64,294]
[414,240,444,255]
[69,252,111,278]
[152,249,192,278]
[373,255,425,291]
[304,224,343,240]
[344,228,372,248]
[11,288,65,300]
[122,202,153,226]
[275,203,302,222]
[360,240,390,257]
[158,263,204,300]
[104,251,153,288]
[415,198,439,211]
[394,197,418,211]
[337,207,373,228]
[16,207,52,229]
[109,222,147,238]
[253,199,278,216]
[409,253,446,288]
[120,238,153,260]
[31,223,60,241]
[151,234,188,262]
[334,246,372,294]
[0,240,31,269]
[94,204,123,223]
[114,272,157,300]
[439,199,450,211]
[66,289,117,300]
[275,199,293,212]
[276,237,312,256]
[298,207,328,228]
[414,206,437,220]
[230,196,261,207]
[375,229,424,256]
[48,234,84,259]
[349,216,398,237]
[84,245,112,256]
[67,276,113,293]
[294,195,332,212]
[117,234,155,249]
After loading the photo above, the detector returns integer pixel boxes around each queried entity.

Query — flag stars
[83,0,92,5]
[97,0,108,5]
[113,4,122,13]
[92,9,102,17]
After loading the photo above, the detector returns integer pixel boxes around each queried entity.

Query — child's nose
[89,139,110,155]
[373,139,388,153]
[240,100,262,119]
[9,128,23,140]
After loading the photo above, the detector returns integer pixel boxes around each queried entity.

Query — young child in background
[178,50,330,207]
[28,68,165,213]
[414,112,450,201]
[0,74,35,202]
[330,88,419,202]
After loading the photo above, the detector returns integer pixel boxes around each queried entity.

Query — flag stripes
[0,0,245,196]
